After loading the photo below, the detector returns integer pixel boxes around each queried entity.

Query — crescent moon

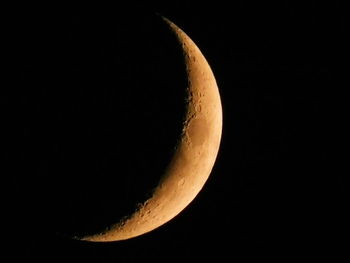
[79,17,222,242]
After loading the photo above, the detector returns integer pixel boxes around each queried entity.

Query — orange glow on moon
[79,17,222,242]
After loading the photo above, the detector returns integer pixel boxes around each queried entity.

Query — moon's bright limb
[79,17,222,242]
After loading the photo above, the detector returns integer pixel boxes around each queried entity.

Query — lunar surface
[79,17,222,242]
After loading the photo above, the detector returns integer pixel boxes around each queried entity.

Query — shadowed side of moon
[15,10,188,238]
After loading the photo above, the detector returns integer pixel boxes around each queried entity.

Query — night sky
[7,2,346,261]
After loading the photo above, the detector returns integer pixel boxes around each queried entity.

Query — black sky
[6,1,347,261]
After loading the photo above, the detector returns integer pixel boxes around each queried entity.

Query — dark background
[5,1,347,261]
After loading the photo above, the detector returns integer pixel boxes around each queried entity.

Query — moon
[79,17,222,242]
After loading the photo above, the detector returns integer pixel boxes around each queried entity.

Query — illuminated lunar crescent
[80,17,222,242]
